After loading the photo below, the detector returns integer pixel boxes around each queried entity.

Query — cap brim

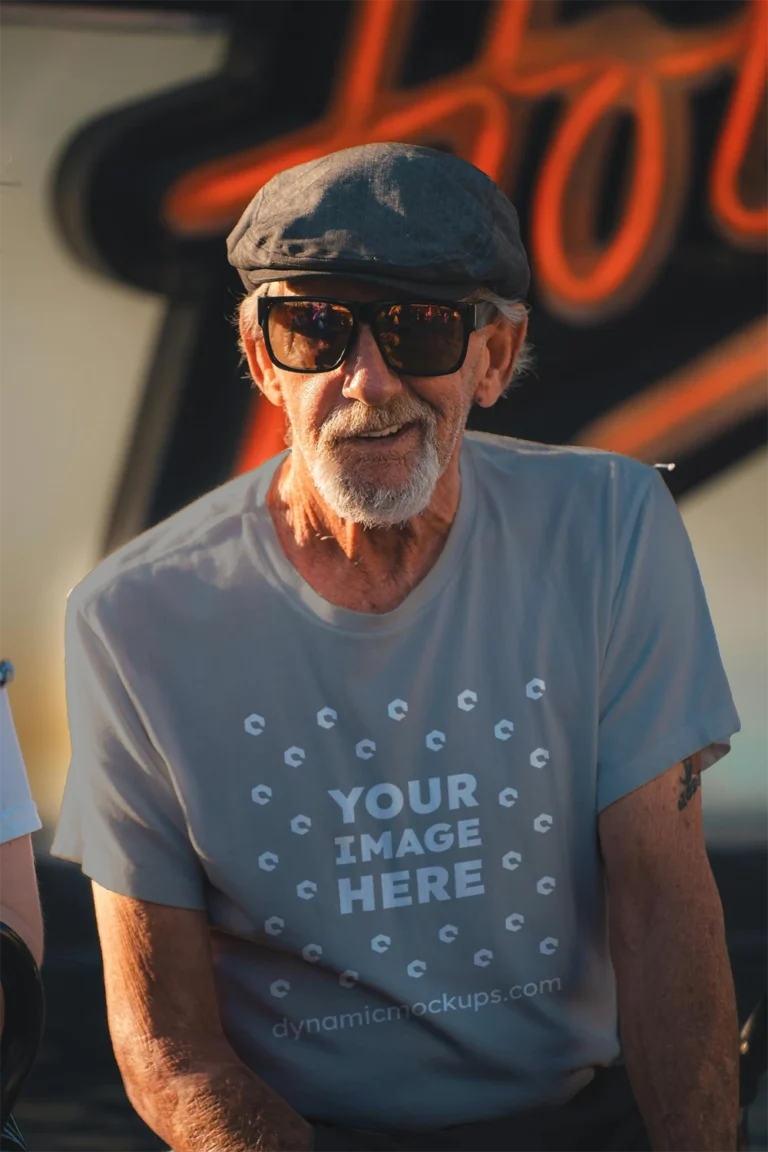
[239,267,480,301]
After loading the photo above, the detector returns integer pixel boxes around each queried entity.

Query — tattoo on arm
[677,756,701,811]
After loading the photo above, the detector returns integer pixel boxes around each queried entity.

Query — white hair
[460,288,534,388]
[237,281,274,363]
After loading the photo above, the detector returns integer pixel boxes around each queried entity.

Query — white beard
[307,427,444,528]
[286,383,471,529]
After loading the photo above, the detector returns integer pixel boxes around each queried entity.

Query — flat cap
[227,142,529,300]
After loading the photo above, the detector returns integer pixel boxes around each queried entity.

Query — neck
[266,441,463,612]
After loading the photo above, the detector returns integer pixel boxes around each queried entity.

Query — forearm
[0,835,45,968]
[123,1035,313,1152]
[613,889,739,1151]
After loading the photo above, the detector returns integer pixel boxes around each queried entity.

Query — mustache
[320,397,437,443]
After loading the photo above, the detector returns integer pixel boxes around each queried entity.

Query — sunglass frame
[256,296,495,377]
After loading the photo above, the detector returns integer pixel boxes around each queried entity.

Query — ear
[238,307,284,409]
[473,312,529,408]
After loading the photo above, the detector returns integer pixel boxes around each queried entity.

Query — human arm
[0,834,44,967]
[0,677,44,1041]
[599,754,739,1151]
[50,596,311,1150]
[1,681,44,1032]
[92,883,313,1152]
[0,682,44,969]
[0,834,45,1035]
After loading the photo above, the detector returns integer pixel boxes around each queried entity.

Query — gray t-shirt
[52,433,739,1129]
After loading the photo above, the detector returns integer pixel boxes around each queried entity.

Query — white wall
[680,450,768,846]
[0,20,225,822]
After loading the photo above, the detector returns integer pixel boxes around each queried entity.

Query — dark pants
[311,1065,651,1151]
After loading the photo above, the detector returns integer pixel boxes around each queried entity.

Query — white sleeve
[0,688,42,844]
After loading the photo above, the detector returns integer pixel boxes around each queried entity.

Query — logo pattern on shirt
[244,680,559,998]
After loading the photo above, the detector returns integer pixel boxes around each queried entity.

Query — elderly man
[52,143,740,1152]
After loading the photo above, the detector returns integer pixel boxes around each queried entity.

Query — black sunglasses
[257,296,497,377]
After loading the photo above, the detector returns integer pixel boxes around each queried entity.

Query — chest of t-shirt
[142,571,600,967]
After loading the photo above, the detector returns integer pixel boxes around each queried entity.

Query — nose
[341,324,404,407]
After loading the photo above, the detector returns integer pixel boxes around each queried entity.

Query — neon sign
[158,0,767,474]
[164,0,766,325]
[575,315,768,461]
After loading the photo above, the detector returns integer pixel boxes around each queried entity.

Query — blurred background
[0,0,765,1147]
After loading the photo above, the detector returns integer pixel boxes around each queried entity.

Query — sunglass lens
[268,301,353,371]
[376,304,465,375]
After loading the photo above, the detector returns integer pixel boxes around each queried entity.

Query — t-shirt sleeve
[0,688,42,844]
[597,468,741,812]
[50,595,206,909]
